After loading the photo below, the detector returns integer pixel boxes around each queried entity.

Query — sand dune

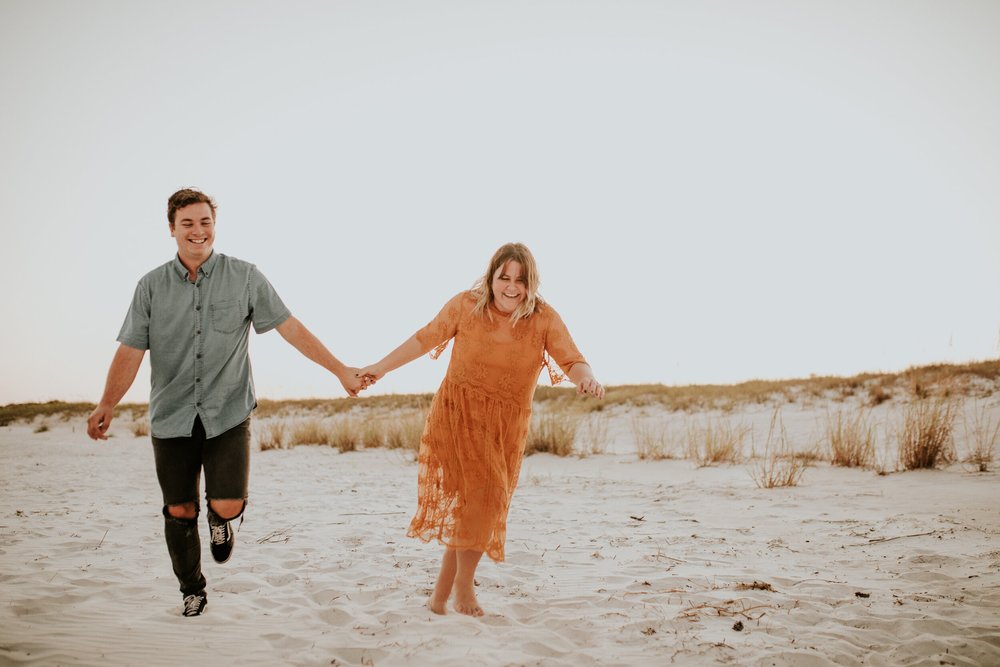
[1,406,998,666]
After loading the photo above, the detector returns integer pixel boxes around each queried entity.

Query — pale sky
[1,1,998,405]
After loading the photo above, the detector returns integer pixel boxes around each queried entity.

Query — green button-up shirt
[117,252,291,438]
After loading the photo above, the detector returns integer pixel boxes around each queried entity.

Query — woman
[359,242,604,616]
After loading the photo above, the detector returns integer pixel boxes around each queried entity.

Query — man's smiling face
[170,202,215,268]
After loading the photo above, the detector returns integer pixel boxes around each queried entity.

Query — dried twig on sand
[256,528,293,544]
[847,530,937,546]
[678,599,772,621]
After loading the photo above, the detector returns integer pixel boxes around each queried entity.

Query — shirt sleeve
[116,281,151,351]
[543,305,587,384]
[248,266,292,334]
[414,292,467,357]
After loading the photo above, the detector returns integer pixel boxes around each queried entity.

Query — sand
[1,404,998,666]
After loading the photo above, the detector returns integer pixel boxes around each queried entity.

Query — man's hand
[87,404,115,440]
[338,367,374,397]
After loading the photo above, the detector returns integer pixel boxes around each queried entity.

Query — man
[86,188,369,617]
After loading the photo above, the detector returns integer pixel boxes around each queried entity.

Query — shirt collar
[172,251,219,281]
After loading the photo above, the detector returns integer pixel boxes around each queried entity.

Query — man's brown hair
[167,188,217,226]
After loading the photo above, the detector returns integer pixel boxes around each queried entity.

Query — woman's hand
[356,364,384,386]
[576,376,605,400]
[338,367,370,397]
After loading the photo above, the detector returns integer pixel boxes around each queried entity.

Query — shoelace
[210,521,229,545]
[184,594,204,615]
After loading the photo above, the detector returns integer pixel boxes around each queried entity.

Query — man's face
[170,202,215,266]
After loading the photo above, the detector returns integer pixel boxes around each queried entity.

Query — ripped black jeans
[152,416,250,595]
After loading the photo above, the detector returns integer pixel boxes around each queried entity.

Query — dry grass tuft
[383,411,428,451]
[867,384,892,406]
[962,401,998,472]
[826,407,875,468]
[257,421,288,451]
[526,410,579,456]
[734,581,775,592]
[33,423,49,434]
[580,413,611,456]
[896,397,958,470]
[630,416,677,460]
[750,409,806,488]
[328,418,361,453]
[131,420,150,437]
[685,418,749,466]
[360,419,384,449]
[289,418,335,447]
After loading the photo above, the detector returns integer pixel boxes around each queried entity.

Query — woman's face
[491,260,526,314]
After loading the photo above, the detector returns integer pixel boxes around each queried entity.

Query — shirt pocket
[210,300,243,334]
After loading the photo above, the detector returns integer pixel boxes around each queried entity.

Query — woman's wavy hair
[470,242,545,325]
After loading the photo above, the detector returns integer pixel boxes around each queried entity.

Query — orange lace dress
[407,291,587,562]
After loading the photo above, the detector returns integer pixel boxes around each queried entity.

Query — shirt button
[196,378,201,383]
[195,305,201,311]
[196,353,202,359]
[196,330,201,335]
[196,402,201,407]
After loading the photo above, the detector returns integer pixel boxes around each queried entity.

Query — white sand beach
[1,399,999,666]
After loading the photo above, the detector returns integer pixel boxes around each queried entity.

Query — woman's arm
[360,293,465,381]
[358,334,426,380]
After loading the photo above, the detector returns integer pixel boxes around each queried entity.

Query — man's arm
[275,316,366,397]
[86,344,146,440]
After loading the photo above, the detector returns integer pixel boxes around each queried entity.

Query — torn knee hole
[164,503,198,520]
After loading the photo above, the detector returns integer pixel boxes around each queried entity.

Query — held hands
[355,364,384,389]
[340,367,376,397]
[86,404,115,440]
[576,376,605,400]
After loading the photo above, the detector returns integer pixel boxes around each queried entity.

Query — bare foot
[427,597,447,615]
[453,589,484,617]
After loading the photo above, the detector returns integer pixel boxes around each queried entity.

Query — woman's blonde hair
[470,242,545,325]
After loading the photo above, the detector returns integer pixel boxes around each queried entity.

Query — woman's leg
[453,549,485,616]
[429,548,457,614]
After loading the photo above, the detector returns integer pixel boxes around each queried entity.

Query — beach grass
[685,417,749,466]
[579,413,611,456]
[5,360,997,428]
[750,409,807,488]
[896,397,958,470]
[257,421,288,451]
[526,409,579,457]
[630,415,675,460]
[826,407,875,468]
[963,400,999,472]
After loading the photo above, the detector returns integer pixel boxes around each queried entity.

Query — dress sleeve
[543,305,587,385]
[414,292,467,359]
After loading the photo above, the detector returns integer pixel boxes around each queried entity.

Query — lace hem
[543,352,569,385]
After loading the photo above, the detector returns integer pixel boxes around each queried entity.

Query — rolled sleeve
[249,266,291,334]
[116,282,151,351]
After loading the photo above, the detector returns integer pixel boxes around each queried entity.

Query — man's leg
[152,419,207,615]
[203,417,251,564]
